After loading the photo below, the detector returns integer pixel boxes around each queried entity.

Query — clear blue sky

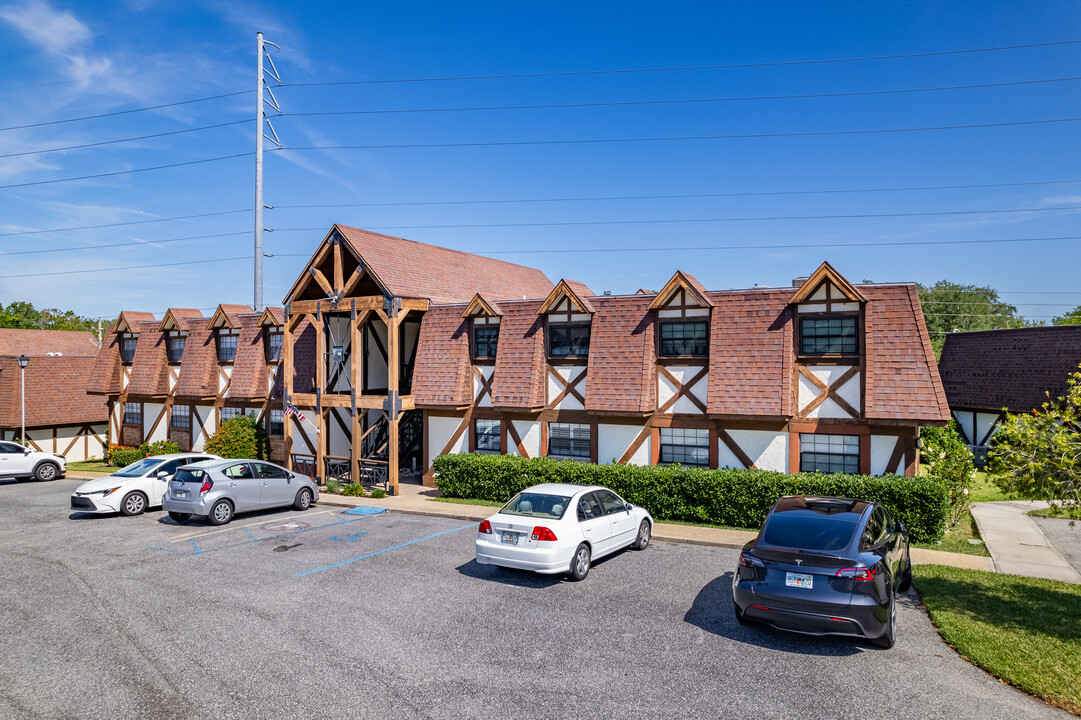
[1,0,1079,324]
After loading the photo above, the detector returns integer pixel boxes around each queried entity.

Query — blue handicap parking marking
[331,531,368,542]
[297,521,476,577]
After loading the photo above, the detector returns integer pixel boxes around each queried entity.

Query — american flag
[284,403,306,422]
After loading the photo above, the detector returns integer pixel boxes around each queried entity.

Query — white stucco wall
[191,404,217,451]
[509,420,541,458]
[870,435,900,475]
[719,430,788,472]
[598,423,649,465]
[143,402,168,443]
[429,415,467,461]
[474,364,495,407]
[657,366,708,414]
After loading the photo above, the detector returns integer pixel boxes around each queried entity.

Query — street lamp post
[16,355,28,445]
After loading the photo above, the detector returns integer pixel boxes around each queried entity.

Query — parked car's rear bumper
[733,582,888,639]
[162,494,214,516]
[475,538,571,574]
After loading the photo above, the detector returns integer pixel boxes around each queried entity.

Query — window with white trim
[799,316,858,355]
[800,433,859,474]
[548,422,590,459]
[266,330,283,363]
[474,419,500,452]
[166,334,186,363]
[659,321,708,357]
[217,331,238,362]
[170,404,190,429]
[659,427,710,467]
[123,402,141,426]
[269,409,284,436]
[120,334,137,363]
[220,406,243,422]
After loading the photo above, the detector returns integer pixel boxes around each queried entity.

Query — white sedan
[71,453,218,516]
[475,483,653,581]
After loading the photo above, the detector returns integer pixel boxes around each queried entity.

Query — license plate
[786,572,813,589]
[174,490,188,498]
[501,532,519,545]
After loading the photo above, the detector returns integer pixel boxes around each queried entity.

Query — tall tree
[1053,305,1081,326]
[0,301,97,333]
[916,281,1025,358]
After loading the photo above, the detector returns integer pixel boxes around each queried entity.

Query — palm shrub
[204,413,268,460]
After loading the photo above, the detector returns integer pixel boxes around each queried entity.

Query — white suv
[0,440,66,481]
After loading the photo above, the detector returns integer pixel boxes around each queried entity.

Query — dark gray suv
[162,458,319,525]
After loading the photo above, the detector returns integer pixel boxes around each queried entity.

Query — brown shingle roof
[173,320,218,400]
[334,225,554,304]
[584,296,656,413]
[411,306,472,407]
[115,311,156,332]
[229,314,271,399]
[208,304,254,329]
[126,321,169,397]
[0,328,99,358]
[490,301,546,408]
[0,356,106,428]
[938,325,1081,412]
[88,328,122,395]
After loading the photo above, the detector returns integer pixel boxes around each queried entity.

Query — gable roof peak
[538,278,596,315]
[207,304,255,330]
[158,308,203,332]
[648,270,713,310]
[790,261,868,304]
[462,293,504,318]
[114,311,156,333]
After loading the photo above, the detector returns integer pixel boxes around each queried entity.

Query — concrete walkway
[314,482,993,571]
[970,501,1081,583]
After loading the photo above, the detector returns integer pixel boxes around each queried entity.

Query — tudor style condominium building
[90,225,949,494]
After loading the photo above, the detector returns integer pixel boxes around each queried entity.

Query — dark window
[267,331,283,363]
[659,321,708,356]
[475,419,500,452]
[269,409,283,436]
[473,325,499,360]
[123,402,141,426]
[223,463,253,479]
[862,507,889,549]
[548,422,590,459]
[549,324,590,357]
[800,316,858,355]
[595,489,626,515]
[577,493,603,521]
[253,462,289,479]
[659,427,710,467]
[169,405,190,429]
[157,460,183,477]
[0,442,23,453]
[166,335,186,363]
[217,332,238,362]
[762,515,859,552]
[121,335,137,363]
[799,433,859,474]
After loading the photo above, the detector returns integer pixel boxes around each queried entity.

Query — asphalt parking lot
[0,479,1068,720]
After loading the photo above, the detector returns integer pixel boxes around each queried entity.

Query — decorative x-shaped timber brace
[656,366,708,414]
[427,365,494,472]
[547,365,587,409]
[797,365,860,419]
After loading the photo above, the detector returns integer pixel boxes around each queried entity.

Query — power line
[0,210,251,238]
[283,77,1081,119]
[0,231,250,257]
[271,178,1081,209]
[0,119,250,159]
[280,40,1081,87]
[0,255,250,279]
[0,90,252,132]
[269,205,1081,232]
[0,152,253,190]
[280,117,1081,152]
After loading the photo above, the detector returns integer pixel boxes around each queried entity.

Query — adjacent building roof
[327,225,556,305]
[0,329,105,428]
[938,325,1081,412]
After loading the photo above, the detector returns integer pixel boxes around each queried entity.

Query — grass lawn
[914,564,1081,715]
[913,506,989,557]
[1029,505,1081,520]
[968,471,1018,502]
[65,460,112,473]
[429,497,504,508]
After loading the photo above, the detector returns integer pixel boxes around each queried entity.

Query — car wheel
[168,512,191,523]
[120,491,147,516]
[208,499,234,526]
[34,463,59,482]
[898,553,913,592]
[569,543,591,581]
[733,601,750,626]
[632,519,651,550]
[293,488,313,511]
[871,593,897,649]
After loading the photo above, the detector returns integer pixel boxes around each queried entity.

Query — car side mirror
[156,471,169,478]
[625,502,632,513]
[898,521,906,535]
[24,450,30,456]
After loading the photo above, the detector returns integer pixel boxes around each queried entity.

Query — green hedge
[431,453,948,542]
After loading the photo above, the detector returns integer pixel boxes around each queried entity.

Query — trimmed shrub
[108,446,143,468]
[369,488,387,499]
[145,439,180,457]
[325,478,342,494]
[341,483,366,497]
[204,413,268,460]
[432,453,949,542]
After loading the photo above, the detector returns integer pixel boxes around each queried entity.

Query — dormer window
[549,325,590,357]
[463,294,503,363]
[166,332,187,363]
[473,325,499,360]
[649,271,714,359]
[538,280,595,360]
[120,334,137,363]
[789,261,868,359]
[800,317,858,355]
[217,330,238,363]
[659,321,708,357]
[266,328,283,363]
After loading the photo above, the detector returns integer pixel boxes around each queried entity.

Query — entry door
[0,441,33,477]
[222,463,261,510]
[577,492,614,554]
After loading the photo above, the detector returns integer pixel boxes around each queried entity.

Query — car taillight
[200,477,213,494]
[738,552,764,568]
[835,567,877,581]
[531,526,557,542]
[478,519,493,534]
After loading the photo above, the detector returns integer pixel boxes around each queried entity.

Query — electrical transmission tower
[255,31,282,311]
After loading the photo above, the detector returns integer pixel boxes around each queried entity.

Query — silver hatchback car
[162,458,319,525]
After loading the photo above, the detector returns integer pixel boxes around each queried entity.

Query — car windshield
[174,468,207,483]
[500,492,571,520]
[113,458,164,478]
[761,515,858,553]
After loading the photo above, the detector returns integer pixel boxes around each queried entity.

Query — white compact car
[475,483,653,581]
[0,440,66,481]
[71,453,218,516]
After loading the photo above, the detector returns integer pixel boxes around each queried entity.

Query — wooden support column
[350,306,363,483]
[314,310,325,481]
[283,313,296,470]
[387,302,401,496]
